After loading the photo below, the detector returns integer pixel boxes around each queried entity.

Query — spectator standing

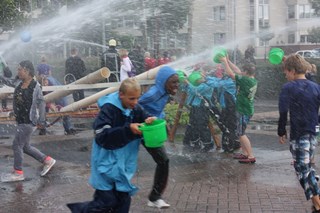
[37,56,51,78]
[0,58,12,110]
[306,63,318,83]
[101,39,121,82]
[144,51,156,71]
[278,54,320,212]
[244,45,256,64]
[65,48,86,102]
[157,51,171,66]
[1,60,56,182]
[119,49,136,82]
[41,76,77,135]
[129,45,145,75]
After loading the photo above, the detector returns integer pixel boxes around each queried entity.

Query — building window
[213,6,226,21]
[214,33,226,44]
[300,35,311,43]
[288,33,295,44]
[259,0,269,28]
[249,0,255,31]
[288,5,295,19]
[299,4,314,18]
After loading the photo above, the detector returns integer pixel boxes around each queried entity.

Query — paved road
[0,99,316,213]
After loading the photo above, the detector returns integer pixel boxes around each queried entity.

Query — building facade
[190,0,320,58]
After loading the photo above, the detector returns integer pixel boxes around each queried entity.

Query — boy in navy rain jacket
[67,78,155,213]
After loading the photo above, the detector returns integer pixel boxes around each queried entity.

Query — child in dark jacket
[139,66,179,208]
[278,54,320,212]
[67,78,156,213]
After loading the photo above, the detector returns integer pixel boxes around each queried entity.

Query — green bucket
[139,119,167,148]
[176,70,186,82]
[213,47,227,63]
[188,71,202,86]
[268,48,284,65]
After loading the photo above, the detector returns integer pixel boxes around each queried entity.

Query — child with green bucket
[138,66,179,209]
[181,70,215,152]
[67,78,156,213]
[182,68,240,153]
[220,56,258,164]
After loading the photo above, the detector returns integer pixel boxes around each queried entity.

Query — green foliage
[164,102,189,126]
[308,27,320,44]
[310,0,320,15]
[0,0,28,32]
[254,61,287,98]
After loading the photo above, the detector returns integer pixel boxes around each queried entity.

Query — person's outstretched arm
[220,57,235,80]
[227,59,242,74]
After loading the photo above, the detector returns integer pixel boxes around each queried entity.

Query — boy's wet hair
[19,60,35,77]
[283,54,308,74]
[119,78,141,93]
[242,62,256,76]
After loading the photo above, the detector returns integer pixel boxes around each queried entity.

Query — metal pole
[233,0,237,64]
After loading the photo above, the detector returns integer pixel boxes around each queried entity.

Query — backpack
[128,61,136,77]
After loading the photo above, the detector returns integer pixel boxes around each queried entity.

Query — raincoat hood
[155,66,177,94]
[139,66,176,118]
[97,92,131,116]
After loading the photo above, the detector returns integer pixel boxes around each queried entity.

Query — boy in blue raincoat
[67,78,156,213]
[182,71,239,153]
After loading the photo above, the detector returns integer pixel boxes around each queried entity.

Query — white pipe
[44,67,110,103]
[60,66,162,112]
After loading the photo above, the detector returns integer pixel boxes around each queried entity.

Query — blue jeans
[290,134,320,200]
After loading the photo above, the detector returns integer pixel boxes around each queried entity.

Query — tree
[0,0,28,33]
[110,0,192,54]
[144,0,192,55]
[309,0,320,16]
[308,26,320,44]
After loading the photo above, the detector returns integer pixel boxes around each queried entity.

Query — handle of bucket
[138,124,145,131]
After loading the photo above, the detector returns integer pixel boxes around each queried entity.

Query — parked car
[295,50,319,58]
[313,48,320,55]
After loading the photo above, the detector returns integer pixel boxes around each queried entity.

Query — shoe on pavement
[238,157,256,164]
[65,128,77,135]
[147,199,170,209]
[39,128,46,135]
[233,153,248,159]
[1,171,25,182]
[41,157,56,177]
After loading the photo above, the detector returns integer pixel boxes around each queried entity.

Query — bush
[164,102,189,126]
[254,61,286,99]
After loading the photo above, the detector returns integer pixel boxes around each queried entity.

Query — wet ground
[0,99,317,213]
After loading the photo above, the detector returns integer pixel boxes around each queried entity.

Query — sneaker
[233,153,248,159]
[41,157,56,177]
[1,171,25,182]
[65,128,77,135]
[39,128,46,135]
[147,199,170,209]
[239,157,256,164]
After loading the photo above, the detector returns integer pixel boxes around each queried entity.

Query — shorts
[236,112,252,136]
